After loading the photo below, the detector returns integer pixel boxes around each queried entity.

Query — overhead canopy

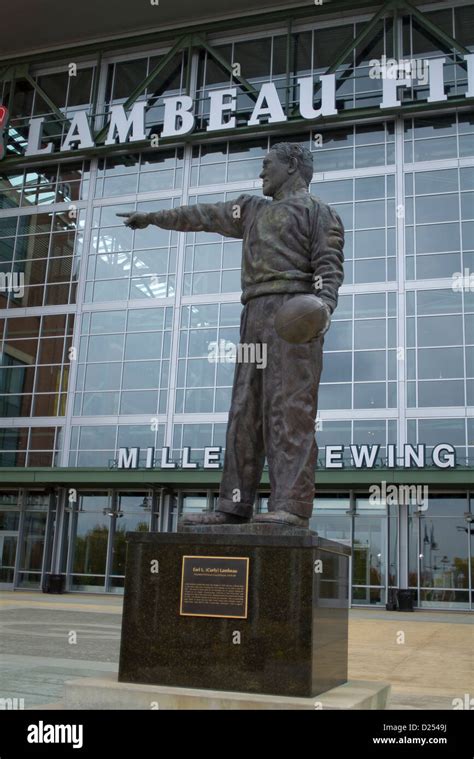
[1,0,335,59]
[2,0,444,61]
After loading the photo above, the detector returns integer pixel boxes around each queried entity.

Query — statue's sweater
[149,190,345,313]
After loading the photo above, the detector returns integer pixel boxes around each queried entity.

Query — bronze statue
[118,143,344,528]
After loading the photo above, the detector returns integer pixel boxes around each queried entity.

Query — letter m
[238,343,256,364]
[56,725,70,743]
[117,447,139,469]
[398,484,418,506]
[105,102,146,145]
[0,698,14,709]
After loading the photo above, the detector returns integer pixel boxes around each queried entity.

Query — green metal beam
[324,0,396,78]
[94,35,190,145]
[305,0,396,109]
[0,65,11,83]
[0,466,472,488]
[194,35,258,101]
[7,68,16,114]
[90,51,102,127]
[185,40,193,97]
[1,93,472,170]
[285,21,293,114]
[23,72,67,124]
[400,0,470,58]
[123,35,190,111]
[393,6,399,60]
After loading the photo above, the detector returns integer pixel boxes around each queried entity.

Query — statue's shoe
[179,511,249,526]
[253,510,309,528]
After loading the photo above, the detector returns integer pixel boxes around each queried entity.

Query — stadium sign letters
[24,56,474,156]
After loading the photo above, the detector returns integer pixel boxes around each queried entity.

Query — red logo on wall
[0,105,9,161]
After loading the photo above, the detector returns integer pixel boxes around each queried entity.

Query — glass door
[0,532,18,588]
[108,491,152,592]
[0,500,21,589]
[409,496,471,610]
[17,512,48,589]
[69,492,110,592]
[353,497,389,606]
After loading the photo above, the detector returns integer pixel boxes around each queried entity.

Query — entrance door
[408,497,471,609]
[0,532,18,589]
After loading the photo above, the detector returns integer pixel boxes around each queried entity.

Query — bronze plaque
[180,556,249,619]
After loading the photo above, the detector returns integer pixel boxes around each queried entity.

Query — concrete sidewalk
[0,592,472,710]
[348,607,473,709]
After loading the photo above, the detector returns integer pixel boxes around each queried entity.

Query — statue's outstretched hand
[116,212,150,230]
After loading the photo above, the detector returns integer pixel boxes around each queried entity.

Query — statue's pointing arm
[311,201,345,314]
[148,194,253,238]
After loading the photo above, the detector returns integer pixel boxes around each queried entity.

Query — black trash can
[43,573,65,594]
[397,589,415,611]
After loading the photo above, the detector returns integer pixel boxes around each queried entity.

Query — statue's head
[260,142,314,198]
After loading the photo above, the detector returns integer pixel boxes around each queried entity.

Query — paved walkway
[348,608,473,709]
[0,592,472,710]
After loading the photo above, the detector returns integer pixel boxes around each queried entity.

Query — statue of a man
[118,142,344,529]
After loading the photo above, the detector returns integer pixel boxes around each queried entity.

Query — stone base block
[64,672,391,710]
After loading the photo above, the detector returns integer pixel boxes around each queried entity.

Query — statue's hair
[270,142,314,186]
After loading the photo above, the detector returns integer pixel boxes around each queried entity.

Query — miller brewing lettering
[115,443,457,470]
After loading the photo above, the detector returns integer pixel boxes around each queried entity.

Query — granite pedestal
[118,525,351,699]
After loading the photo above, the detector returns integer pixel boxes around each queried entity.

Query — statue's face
[259,151,291,197]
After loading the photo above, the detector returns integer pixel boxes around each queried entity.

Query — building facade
[0,0,473,608]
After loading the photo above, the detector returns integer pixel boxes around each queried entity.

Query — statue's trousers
[216,293,324,520]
